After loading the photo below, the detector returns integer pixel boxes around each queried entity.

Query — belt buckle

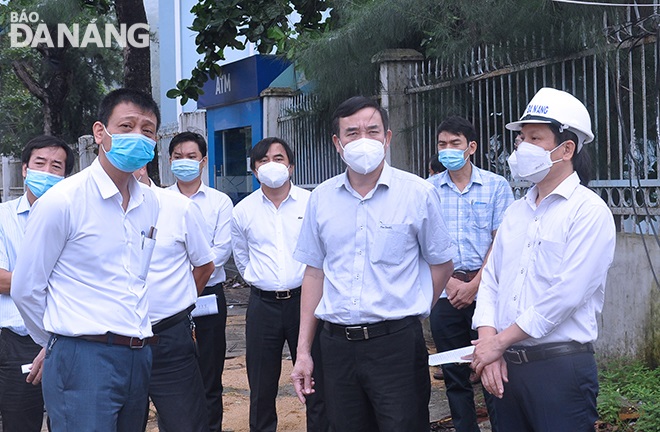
[345,325,369,341]
[128,337,146,349]
[453,270,467,282]
[275,290,291,300]
[506,349,528,364]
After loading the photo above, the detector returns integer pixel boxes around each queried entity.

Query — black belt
[323,316,417,341]
[250,286,301,300]
[504,341,594,364]
[152,304,195,334]
[452,270,480,282]
[76,333,159,349]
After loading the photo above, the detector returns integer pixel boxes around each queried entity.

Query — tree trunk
[114,0,152,95]
[114,0,159,184]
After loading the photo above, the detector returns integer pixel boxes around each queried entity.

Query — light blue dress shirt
[427,164,514,297]
[294,163,456,325]
[0,194,30,335]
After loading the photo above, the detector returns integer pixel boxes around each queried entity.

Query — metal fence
[277,93,343,189]
[276,11,660,233]
[405,39,659,231]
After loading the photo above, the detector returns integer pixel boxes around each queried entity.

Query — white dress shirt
[294,163,456,325]
[146,184,215,323]
[0,194,30,335]
[473,172,616,345]
[167,182,233,287]
[11,158,159,347]
[231,184,309,291]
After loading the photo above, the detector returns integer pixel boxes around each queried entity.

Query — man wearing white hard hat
[470,87,616,431]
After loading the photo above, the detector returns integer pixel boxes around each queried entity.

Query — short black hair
[169,132,207,157]
[97,88,161,131]
[436,116,478,144]
[429,153,444,174]
[21,135,75,176]
[331,96,389,136]
[548,124,592,185]
[250,137,295,171]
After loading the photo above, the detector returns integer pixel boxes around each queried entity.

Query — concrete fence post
[372,49,424,173]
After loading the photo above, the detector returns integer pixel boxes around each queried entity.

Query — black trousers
[245,290,329,432]
[429,299,498,432]
[0,329,45,432]
[148,317,209,432]
[320,318,429,432]
[495,351,598,431]
[194,283,228,432]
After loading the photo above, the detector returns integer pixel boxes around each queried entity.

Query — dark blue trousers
[430,299,498,432]
[245,290,328,432]
[42,335,152,432]
[496,351,598,431]
[194,283,228,432]
[148,317,208,432]
[0,329,45,432]
[320,318,429,432]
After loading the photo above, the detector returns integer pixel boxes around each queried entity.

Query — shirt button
[520,268,524,274]
[527,242,531,248]
[534,217,539,222]
[355,275,359,280]
[513,295,517,301]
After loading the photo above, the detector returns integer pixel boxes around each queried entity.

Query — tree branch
[11,60,47,103]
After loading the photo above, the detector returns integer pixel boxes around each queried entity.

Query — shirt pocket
[371,223,411,265]
[139,237,156,280]
[533,238,566,284]
[469,201,491,230]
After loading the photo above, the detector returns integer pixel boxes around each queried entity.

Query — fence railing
[277,93,343,188]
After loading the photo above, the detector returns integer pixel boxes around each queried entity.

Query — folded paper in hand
[191,294,219,318]
[428,345,474,366]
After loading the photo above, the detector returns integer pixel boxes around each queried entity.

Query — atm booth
[197,55,291,203]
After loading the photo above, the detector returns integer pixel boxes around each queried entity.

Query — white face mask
[340,137,385,175]
[256,161,290,189]
[507,141,564,183]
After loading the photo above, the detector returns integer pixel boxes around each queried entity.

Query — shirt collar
[525,171,581,205]
[438,163,482,188]
[90,157,144,207]
[258,182,298,204]
[335,162,393,192]
[16,193,31,215]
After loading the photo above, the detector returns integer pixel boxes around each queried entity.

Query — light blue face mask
[102,126,156,173]
[25,168,64,198]
[438,147,470,171]
[171,159,201,182]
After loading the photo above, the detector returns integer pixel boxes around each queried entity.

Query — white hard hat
[506,87,594,152]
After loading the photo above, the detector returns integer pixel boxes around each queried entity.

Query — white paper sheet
[191,294,219,318]
[428,345,474,366]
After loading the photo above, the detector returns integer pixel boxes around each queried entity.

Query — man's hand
[26,348,46,385]
[291,352,315,404]
[479,357,508,398]
[445,277,477,309]
[471,332,507,374]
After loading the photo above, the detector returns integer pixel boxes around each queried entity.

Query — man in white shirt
[0,135,74,432]
[471,87,616,431]
[291,96,456,431]
[231,137,328,432]
[133,166,215,431]
[11,88,161,432]
[166,131,233,432]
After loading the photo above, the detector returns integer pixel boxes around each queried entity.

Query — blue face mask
[171,159,201,182]
[25,168,64,198]
[438,147,470,171]
[101,126,156,173]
